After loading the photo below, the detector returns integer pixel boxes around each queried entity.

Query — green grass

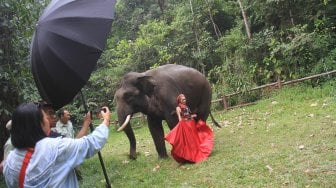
[1,80,335,187]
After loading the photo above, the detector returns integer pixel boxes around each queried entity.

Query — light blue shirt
[3,137,13,160]
[4,124,109,188]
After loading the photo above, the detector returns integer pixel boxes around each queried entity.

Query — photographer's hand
[101,107,110,127]
[76,112,91,138]
[83,111,92,125]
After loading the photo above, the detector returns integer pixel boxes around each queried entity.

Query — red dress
[165,106,214,163]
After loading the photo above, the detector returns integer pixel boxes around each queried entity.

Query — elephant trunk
[117,114,131,131]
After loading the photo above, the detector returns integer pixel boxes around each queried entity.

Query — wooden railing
[213,70,336,111]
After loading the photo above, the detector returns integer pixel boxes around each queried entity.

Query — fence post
[222,95,228,111]
[277,78,282,89]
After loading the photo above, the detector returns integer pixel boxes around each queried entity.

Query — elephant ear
[137,76,157,97]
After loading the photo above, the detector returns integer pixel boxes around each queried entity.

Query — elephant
[114,64,220,159]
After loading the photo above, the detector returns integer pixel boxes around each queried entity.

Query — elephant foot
[158,153,168,159]
[129,149,137,160]
[129,154,137,160]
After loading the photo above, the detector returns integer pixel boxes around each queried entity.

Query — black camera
[90,108,106,119]
[91,108,106,114]
[101,108,107,113]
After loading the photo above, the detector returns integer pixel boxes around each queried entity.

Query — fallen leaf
[304,169,312,174]
[122,160,130,164]
[266,165,273,173]
[282,181,289,185]
[271,101,278,105]
[144,151,151,157]
[222,120,230,127]
[152,164,160,172]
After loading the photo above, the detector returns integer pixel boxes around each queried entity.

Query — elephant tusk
[117,115,131,132]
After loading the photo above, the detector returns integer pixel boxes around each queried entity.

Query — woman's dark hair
[11,103,47,149]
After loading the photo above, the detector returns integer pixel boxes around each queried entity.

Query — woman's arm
[75,112,91,139]
[176,106,182,121]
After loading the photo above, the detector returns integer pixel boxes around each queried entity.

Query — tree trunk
[158,0,165,13]
[237,0,252,40]
[205,0,221,38]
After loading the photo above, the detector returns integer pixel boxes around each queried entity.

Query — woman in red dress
[165,94,214,163]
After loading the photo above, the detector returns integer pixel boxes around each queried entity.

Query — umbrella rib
[40,0,114,22]
[38,17,112,50]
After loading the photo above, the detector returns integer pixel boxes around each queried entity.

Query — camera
[90,108,107,119]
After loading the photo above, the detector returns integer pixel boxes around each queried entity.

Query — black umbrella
[31,0,116,110]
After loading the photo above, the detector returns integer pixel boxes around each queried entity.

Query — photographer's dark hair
[11,103,47,149]
[57,108,65,118]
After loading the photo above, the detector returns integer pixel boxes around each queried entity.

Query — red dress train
[165,119,214,163]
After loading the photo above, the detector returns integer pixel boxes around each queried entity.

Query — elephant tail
[209,111,221,128]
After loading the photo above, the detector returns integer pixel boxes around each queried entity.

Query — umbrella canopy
[31,0,116,109]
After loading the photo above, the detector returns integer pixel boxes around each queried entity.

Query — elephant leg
[124,125,137,159]
[147,116,168,158]
[165,115,178,130]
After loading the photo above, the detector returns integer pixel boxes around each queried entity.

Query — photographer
[3,102,111,187]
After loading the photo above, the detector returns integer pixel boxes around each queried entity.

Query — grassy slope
[80,81,335,188]
[1,80,335,187]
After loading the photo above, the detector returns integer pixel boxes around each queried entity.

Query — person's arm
[75,111,92,138]
[176,106,182,121]
[0,160,4,174]
[58,107,111,168]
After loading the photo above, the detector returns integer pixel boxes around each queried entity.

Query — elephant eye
[124,92,134,102]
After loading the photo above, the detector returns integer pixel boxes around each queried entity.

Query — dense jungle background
[0,0,335,160]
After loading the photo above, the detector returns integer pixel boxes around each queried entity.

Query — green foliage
[247,22,336,85]
[112,0,162,41]
[0,0,47,118]
[210,26,254,96]
[245,0,336,85]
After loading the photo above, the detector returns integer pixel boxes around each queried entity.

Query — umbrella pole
[80,91,111,188]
